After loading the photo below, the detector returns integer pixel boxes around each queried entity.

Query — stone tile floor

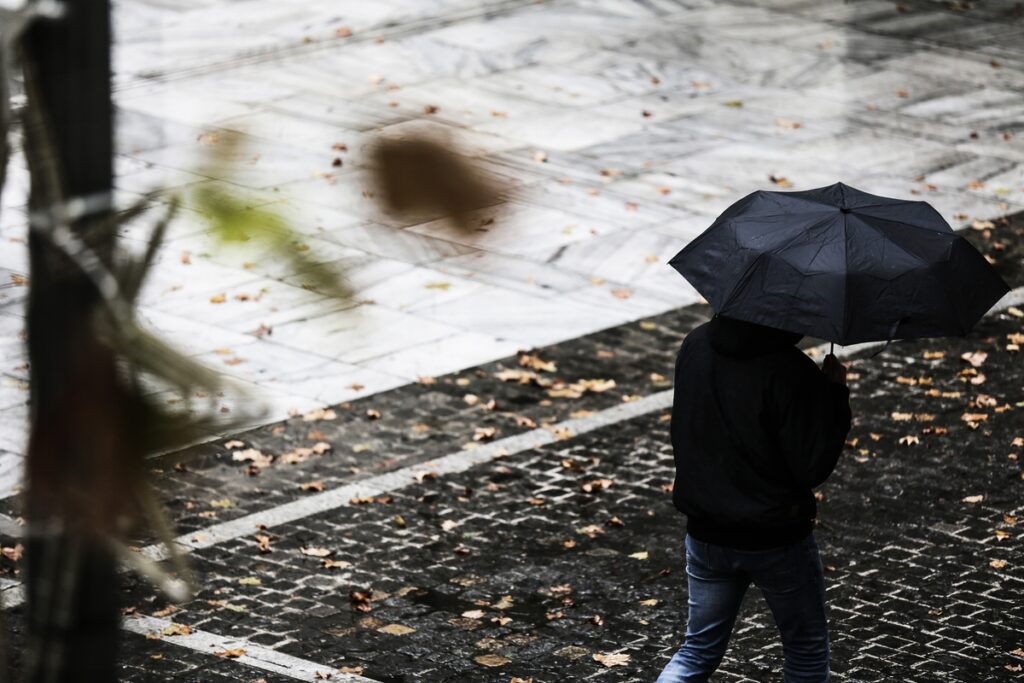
[2,0,1024,498]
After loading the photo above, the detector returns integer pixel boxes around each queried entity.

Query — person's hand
[821,353,847,385]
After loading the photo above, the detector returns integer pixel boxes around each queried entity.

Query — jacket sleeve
[771,353,852,490]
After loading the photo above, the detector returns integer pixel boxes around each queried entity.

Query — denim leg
[656,536,749,683]
[754,535,830,683]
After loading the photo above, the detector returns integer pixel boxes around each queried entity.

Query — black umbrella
[669,182,1010,345]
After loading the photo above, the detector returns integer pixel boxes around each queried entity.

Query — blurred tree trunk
[20,1,122,680]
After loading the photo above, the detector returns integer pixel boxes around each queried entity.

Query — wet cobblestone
[104,309,1024,682]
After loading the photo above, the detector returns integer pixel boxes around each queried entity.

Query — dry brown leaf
[303,408,337,422]
[961,351,988,367]
[255,534,273,554]
[581,478,614,493]
[378,623,416,635]
[474,427,498,442]
[475,654,511,667]
[160,624,192,637]
[593,652,631,667]
[300,480,326,492]
[519,353,557,373]
[214,648,246,658]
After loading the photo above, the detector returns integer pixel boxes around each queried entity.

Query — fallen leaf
[462,609,486,619]
[593,652,631,667]
[255,534,273,554]
[961,351,988,367]
[378,623,416,635]
[519,353,557,373]
[209,294,226,304]
[629,551,649,560]
[1,544,23,561]
[581,478,614,493]
[963,495,984,504]
[350,589,373,612]
[990,559,1007,569]
[475,654,510,667]
[303,408,337,422]
[213,648,246,658]
[160,624,192,637]
[301,546,333,557]
[474,427,497,442]
[493,595,515,610]
[639,598,659,606]
[223,439,244,449]
[300,480,326,492]
[898,435,920,446]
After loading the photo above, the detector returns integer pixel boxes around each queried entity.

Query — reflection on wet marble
[0,0,1021,463]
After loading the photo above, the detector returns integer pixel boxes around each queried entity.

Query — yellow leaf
[238,577,262,586]
[629,551,649,560]
[425,282,451,290]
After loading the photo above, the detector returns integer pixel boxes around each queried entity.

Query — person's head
[710,314,803,356]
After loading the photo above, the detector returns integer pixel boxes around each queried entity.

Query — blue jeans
[656,533,830,683]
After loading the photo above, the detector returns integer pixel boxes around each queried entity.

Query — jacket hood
[708,314,803,357]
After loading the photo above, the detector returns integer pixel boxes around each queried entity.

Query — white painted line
[123,614,379,682]
[140,389,676,562]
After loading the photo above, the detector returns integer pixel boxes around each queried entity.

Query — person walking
[656,313,851,683]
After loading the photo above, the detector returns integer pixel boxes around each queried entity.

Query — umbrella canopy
[669,182,1010,345]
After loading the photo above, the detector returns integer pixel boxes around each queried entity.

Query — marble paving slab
[0,0,1021,470]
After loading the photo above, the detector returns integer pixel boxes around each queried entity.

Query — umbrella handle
[829,342,834,356]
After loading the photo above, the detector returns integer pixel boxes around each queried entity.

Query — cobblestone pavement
[3,0,1024,497]
[3,213,1023,681]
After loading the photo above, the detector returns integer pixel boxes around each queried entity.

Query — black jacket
[670,316,851,550]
